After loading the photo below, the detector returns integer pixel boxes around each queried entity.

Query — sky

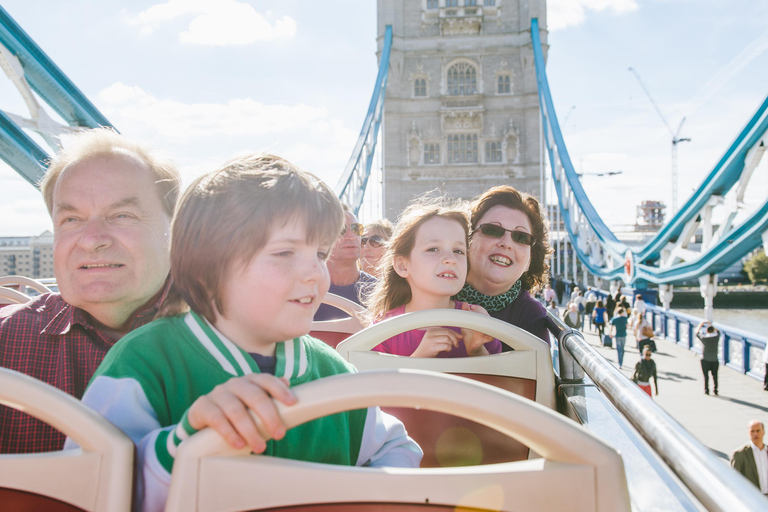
[1,0,767,236]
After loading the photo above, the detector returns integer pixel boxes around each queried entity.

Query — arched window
[427,0,439,8]
[466,0,478,6]
[446,0,458,6]
[498,74,510,94]
[414,78,427,97]
[447,62,477,96]
[484,0,496,6]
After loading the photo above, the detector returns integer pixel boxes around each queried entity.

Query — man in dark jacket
[731,420,767,493]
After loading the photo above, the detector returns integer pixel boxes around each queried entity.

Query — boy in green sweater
[67,154,422,511]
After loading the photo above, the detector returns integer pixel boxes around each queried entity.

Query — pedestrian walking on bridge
[633,347,658,398]
[696,321,720,395]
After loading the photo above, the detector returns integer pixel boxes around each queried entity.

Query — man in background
[696,321,720,395]
[314,205,376,320]
[731,420,768,494]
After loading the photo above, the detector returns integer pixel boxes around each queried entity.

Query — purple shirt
[489,290,551,347]
[314,271,377,321]
[371,301,502,357]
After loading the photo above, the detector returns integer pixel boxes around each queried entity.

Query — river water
[674,308,768,337]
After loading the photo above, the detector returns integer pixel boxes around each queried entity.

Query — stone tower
[376,0,548,220]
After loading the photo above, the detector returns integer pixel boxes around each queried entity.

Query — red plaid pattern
[0,280,169,454]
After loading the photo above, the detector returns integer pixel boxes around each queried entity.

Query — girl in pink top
[366,197,501,358]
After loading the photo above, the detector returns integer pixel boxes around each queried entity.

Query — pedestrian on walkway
[543,283,556,306]
[562,302,582,330]
[585,287,596,330]
[696,321,720,396]
[605,293,616,321]
[762,345,768,392]
[592,299,607,340]
[610,307,629,368]
[632,347,658,398]
[634,312,656,354]
[730,420,768,494]
[554,278,565,305]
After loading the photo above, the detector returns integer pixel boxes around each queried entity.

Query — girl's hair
[468,185,552,292]
[158,153,343,321]
[365,194,469,322]
[596,300,604,308]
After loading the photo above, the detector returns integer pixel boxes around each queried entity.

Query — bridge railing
[644,303,767,381]
[549,312,768,512]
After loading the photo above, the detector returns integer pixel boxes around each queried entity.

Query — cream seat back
[336,309,555,409]
[0,367,133,512]
[165,369,630,512]
[310,292,365,348]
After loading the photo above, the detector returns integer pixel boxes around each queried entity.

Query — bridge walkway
[579,324,768,463]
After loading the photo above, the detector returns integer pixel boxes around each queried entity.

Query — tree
[743,250,768,284]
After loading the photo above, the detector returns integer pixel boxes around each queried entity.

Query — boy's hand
[411,327,461,358]
[187,373,297,453]
[460,303,494,356]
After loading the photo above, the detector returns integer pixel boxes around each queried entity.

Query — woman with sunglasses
[455,185,553,345]
[359,219,393,278]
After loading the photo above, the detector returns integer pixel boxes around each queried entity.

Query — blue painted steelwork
[531,18,768,286]
[0,6,114,187]
[335,25,392,215]
[0,6,111,128]
[0,110,48,186]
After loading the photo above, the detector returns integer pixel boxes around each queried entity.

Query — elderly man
[314,205,376,321]
[0,128,180,454]
[731,420,768,494]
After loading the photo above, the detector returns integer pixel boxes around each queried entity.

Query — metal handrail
[551,313,768,512]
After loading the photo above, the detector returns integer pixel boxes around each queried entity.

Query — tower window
[447,62,477,96]
[414,78,427,97]
[447,133,478,164]
[446,0,458,7]
[498,75,510,94]
[485,141,502,162]
[466,0,477,5]
[484,0,496,6]
[423,143,441,164]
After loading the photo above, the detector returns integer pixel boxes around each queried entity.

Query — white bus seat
[336,309,555,408]
[165,369,630,512]
[0,367,133,512]
[310,293,365,348]
[335,310,556,467]
[0,286,30,305]
[0,275,53,295]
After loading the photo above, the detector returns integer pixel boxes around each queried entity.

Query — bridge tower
[376,0,547,220]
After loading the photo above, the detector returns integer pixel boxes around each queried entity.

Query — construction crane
[628,67,690,214]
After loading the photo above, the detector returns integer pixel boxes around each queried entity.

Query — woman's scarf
[454,280,522,313]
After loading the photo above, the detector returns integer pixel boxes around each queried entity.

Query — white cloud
[98,83,328,142]
[126,0,296,45]
[548,0,639,31]
[95,82,356,190]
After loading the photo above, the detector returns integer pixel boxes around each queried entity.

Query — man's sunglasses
[361,235,385,248]
[472,224,535,246]
[340,223,364,237]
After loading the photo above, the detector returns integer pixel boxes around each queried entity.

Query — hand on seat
[460,303,493,356]
[411,327,462,358]
[187,373,296,452]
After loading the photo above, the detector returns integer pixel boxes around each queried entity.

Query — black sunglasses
[472,224,535,246]
[340,223,364,237]
[361,235,385,248]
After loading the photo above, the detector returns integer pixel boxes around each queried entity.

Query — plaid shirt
[0,280,170,454]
